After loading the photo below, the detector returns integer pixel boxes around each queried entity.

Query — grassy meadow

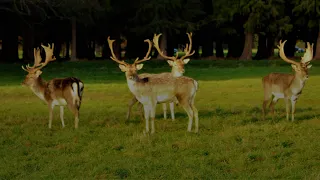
[1,59,320,179]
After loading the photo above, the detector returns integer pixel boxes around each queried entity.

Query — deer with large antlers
[262,40,313,121]
[126,32,195,121]
[108,36,199,134]
[21,43,84,129]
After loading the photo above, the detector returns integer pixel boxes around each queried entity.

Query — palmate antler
[107,36,152,65]
[22,43,56,72]
[301,42,314,64]
[153,32,195,61]
[278,40,314,65]
[277,40,300,66]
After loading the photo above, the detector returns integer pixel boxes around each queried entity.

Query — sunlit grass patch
[1,60,320,179]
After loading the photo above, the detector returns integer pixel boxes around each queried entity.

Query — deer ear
[307,64,312,69]
[119,64,127,72]
[35,70,42,77]
[183,58,190,64]
[136,64,144,70]
[167,60,174,66]
[291,64,298,70]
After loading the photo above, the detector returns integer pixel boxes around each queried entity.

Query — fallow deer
[262,40,313,121]
[126,32,195,121]
[108,36,199,134]
[21,43,84,129]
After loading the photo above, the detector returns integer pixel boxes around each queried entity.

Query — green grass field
[1,59,320,179]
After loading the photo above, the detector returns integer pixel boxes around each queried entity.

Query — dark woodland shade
[0,0,320,62]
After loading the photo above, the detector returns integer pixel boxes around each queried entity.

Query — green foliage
[1,61,320,178]
[128,0,205,35]
[293,0,320,28]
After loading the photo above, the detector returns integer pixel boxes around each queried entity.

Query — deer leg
[262,100,269,120]
[162,103,167,120]
[137,102,144,121]
[262,88,272,120]
[190,96,199,133]
[60,106,65,128]
[126,96,138,121]
[284,98,290,121]
[142,105,150,134]
[291,96,297,121]
[269,97,279,120]
[180,100,194,132]
[169,102,175,121]
[67,103,79,129]
[48,103,54,129]
[150,104,157,134]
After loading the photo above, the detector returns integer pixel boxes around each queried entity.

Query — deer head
[153,32,195,76]
[21,43,56,86]
[278,40,313,80]
[107,37,152,81]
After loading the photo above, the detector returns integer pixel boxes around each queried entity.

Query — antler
[39,43,56,69]
[277,40,300,66]
[107,36,128,65]
[301,42,314,64]
[134,39,152,64]
[21,47,44,72]
[179,32,195,61]
[153,33,177,61]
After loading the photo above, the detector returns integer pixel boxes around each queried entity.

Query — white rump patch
[72,83,79,105]
[79,82,84,96]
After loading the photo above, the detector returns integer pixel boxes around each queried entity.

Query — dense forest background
[0,0,320,62]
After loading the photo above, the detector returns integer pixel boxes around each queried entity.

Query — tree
[293,0,320,60]
[128,0,204,59]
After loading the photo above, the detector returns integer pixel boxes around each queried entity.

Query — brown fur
[22,43,84,129]
[262,40,313,121]
[108,36,199,134]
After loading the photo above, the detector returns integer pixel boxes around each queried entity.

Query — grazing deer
[21,43,84,129]
[262,40,313,121]
[126,32,195,121]
[108,36,199,134]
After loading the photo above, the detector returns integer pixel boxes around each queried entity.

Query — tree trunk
[192,33,200,59]
[226,33,244,59]
[239,32,253,60]
[215,39,224,59]
[157,30,167,60]
[54,41,62,60]
[23,25,34,62]
[282,33,296,57]
[126,35,144,59]
[71,17,77,61]
[314,28,320,60]
[65,41,70,59]
[254,34,274,60]
[1,29,18,62]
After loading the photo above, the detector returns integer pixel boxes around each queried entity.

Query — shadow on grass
[2,60,320,86]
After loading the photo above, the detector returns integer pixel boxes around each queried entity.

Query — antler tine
[277,40,300,66]
[107,36,128,65]
[38,43,56,69]
[153,33,176,61]
[21,47,42,72]
[34,47,42,67]
[301,42,314,64]
[180,32,195,61]
[134,39,152,64]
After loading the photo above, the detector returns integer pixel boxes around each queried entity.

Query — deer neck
[171,68,183,77]
[30,76,47,102]
[126,74,148,95]
[290,73,306,95]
